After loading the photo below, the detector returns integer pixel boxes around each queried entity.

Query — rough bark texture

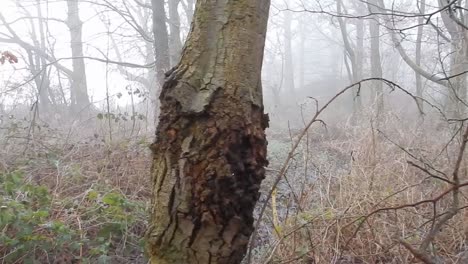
[67,0,90,112]
[146,1,270,263]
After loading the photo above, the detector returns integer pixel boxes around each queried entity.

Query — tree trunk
[283,10,295,93]
[168,0,182,66]
[355,18,364,82]
[35,0,53,111]
[151,0,170,85]
[67,0,90,112]
[438,0,467,117]
[146,0,270,263]
[337,0,361,115]
[415,0,425,114]
[151,0,171,122]
[446,37,468,117]
[23,2,52,113]
[298,15,305,89]
[368,0,384,115]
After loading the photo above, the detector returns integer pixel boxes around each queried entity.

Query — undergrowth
[0,170,147,263]
[1,110,468,263]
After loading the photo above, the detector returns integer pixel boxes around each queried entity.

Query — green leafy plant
[0,171,147,263]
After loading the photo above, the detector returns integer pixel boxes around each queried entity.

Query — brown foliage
[0,50,18,64]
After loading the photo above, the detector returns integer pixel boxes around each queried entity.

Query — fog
[2,0,454,128]
[1,0,468,263]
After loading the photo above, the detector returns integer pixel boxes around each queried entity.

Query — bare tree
[282,10,295,93]
[168,0,182,66]
[415,0,426,113]
[67,0,91,112]
[151,0,170,86]
[367,0,384,115]
[336,0,362,114]
[437,0,468,117]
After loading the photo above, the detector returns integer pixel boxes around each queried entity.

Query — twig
[247,78,420,263]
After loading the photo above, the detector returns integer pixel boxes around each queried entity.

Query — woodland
[1,0,468,263]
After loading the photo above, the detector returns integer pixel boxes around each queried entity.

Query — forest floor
[1,111,468,263]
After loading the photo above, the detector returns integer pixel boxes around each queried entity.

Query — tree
[66,0,91,112]
[415,0,426,113]
[282,10,295,93]
[336,0,362,114]
[377,0,467,117]
[367,0,383,115]
[151,0,170,86]
[168,0,183,66]
[0,1,92,114]
[437,0,468,117]
[146,0,271,263]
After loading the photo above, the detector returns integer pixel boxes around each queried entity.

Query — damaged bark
[146,1,270,263]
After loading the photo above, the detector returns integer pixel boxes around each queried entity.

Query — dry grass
[0,116,152,263]
[1,107,468,263]
[255,112,468,263]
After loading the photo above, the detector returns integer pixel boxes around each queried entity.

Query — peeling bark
[146,1,270,263]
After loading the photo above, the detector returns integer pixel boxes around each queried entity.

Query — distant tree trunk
[146,0,270,263]
[151,0,170,121]
[337,0,361,115]
[415,0,426,114]
[24,1,52,113]
[446,38,468,117]
[283,10,295,93]
[355,18,364,82]
[27,50,51,113]
[368,0,384,115]
[36,0,54,109]
[438,0,467,117]
[67,0,90,112]
[151,0,170,86]
[168,0,182,66]
[299,15,305,89]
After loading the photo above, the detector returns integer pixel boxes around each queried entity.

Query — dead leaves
[0,51,18,65]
